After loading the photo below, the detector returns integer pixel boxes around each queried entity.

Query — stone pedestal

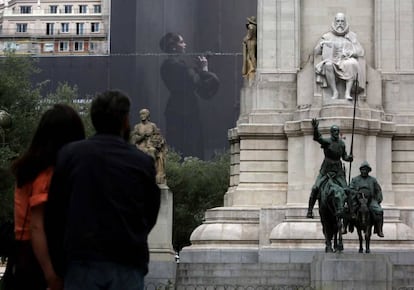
[146,185,176,286]
[311,253,392,290]
[177,249,414,288]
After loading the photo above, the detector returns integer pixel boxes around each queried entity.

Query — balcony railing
[2,8,102,16]
[0,27,107,38]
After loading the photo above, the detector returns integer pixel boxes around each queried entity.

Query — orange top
[14,167,53,241]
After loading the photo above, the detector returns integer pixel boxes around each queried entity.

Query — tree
[0,53,43,155]
[0,53,42,222]
[0,54,94,223]
[166,151,230,251]
[44,82,94,136]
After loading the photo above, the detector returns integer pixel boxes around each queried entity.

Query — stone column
[243,0,299,124]
[226,0,301,208]
[146,185,176,286]
[375,0,414,212]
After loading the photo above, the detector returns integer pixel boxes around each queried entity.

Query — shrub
[166,150,230,251]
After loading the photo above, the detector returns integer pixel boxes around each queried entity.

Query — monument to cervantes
[178,0,414,288]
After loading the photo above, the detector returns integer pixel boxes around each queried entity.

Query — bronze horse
[318,176,346,253]
[355,192,374,253]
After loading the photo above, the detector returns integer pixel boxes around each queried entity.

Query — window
[91,23,100,33]
[64,5,72,13]
[20,6,32,14]
[49,5,58,13]
[16,23,28,33]
[43,43,54,52]
[74,41,84,52]
[89,42,97,51]
[76,23,84,35]
[46,23,54,35]
[79,5,87,13]
[59,41,69,52]
[93,5,101,13]
[5,42,19,51]
[61,23,69,33]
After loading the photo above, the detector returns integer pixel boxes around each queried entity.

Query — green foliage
[0,55,94,224]
[0,53,42,222]
[44,82,94,136]
[166,150,230,251]
[0,53,43,155]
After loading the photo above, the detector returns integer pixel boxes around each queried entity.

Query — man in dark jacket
[45,90,161,290]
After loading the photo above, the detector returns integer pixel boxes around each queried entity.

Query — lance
[348,75,359,185]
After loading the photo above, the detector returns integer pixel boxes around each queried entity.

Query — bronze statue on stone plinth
[307,118,353,252]
[130,108,167,184]
[343,161,384,253]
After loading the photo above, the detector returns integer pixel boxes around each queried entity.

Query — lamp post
[0,110,12,147]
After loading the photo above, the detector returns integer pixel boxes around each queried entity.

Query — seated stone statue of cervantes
[314,12,365,100]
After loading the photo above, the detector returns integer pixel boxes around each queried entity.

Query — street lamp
[0,110,12,147]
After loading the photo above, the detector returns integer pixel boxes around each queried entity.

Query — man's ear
[122,114,131,131]
[121,114,131,141]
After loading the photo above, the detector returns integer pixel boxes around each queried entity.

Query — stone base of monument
[311,253,392,290]
[189,206,414,251]
[269,207,414,251]
[146,258,176,288]
[175,206,414,288]
[146,185,177,287]
[177,248,414,289]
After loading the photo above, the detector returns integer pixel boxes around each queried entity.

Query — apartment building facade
[0,0,110,55]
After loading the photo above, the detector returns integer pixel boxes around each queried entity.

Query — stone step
[176,262,310,286]
[176,249,414,289]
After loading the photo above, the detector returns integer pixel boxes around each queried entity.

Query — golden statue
[130,109,167,184]
[242,16,257,83]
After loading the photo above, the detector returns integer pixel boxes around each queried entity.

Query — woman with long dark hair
[11,104,85,290]
[159,32,220,159]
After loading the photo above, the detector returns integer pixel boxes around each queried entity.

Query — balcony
[0,26,107,38]
[2,7,103,17]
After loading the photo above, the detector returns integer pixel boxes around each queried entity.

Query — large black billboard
[34,0,257,159]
